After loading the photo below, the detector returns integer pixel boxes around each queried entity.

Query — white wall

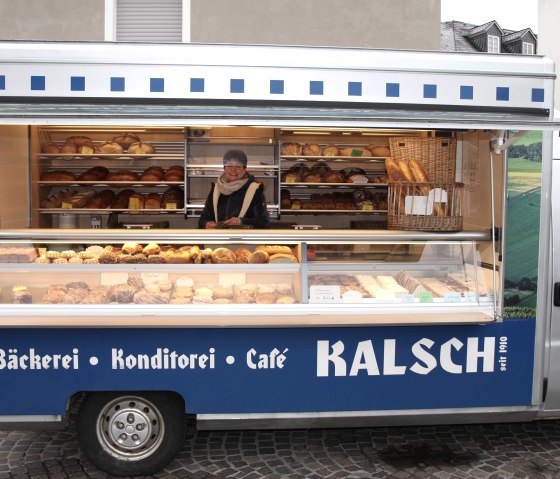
[538,0,560,114]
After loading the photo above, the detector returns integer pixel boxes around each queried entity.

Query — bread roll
[322,145,340,156]
[323,172,345,183]
[281,142,301,156]
[127,141,155,155]
[112,133,141,149]
[269,253,298,263]
[234,248,251,263]
[41,143,60,154]
[95,141,124,154]
[339,147,372,157]
[367,145,391,157]
[211,247,236,264]
[249,250,269,264]
[77,143,96,155]
[302,144,322,156]
[65,136,92,146]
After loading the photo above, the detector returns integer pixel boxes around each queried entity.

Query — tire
[77,392,186,476]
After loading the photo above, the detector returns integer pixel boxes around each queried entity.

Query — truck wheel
[77,392,186,476]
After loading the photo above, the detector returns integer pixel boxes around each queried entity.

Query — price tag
[101,272,129,286]
[342,290,363,303]
[285,177,296,183]
[401,294,415,303]
[219,272,246,286]
[309,285,340,303]
[465,291,478,302]
[128,197,141,214]
[350,149,364,157]
[61,202,73,209]
[165,202,177,210]
[141,272,169,284]
[361,203,373,211]
[443,292,462,303]
[418,291,433,303]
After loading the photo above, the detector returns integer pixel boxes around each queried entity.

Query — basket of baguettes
[386,137,463,232]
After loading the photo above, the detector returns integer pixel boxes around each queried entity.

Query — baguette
[385,158,402,182]
[409,159,429,182]
[397,160,415,182]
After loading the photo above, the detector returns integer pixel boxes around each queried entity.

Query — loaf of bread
[78,166,109,182]
[110,189,134,209]
[211,247,236,264]
[161,186,184,209]
[60,143,78,154]
[385,158,402,182]
[322,145,340,156]
[41,188,77,208]
[105,170,140,185]
[40,170,77,182]
[67,189,96,208]
[128,193,145,209]
[302,172,322,183]
[140,167,164,182]
[234,248,251,263]
[409,159,429,182]
[144,193,162,209]
[163,167,184,182]
[86,189,115,209]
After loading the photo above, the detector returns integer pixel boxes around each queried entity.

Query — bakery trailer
[0,41,560,476]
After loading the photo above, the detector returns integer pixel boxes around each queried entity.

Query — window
[522,42,534,54]
[487,35,500,53]
[106,0,190,42]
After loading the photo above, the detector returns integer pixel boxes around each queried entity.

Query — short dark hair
[223,150,248,167]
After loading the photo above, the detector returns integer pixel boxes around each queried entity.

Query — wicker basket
[387,181,464,232]
[389,137,457,182]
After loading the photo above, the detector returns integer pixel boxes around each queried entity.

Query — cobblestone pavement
[3,418,560,479]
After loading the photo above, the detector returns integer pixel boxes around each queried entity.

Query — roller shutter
[116,0,182,42]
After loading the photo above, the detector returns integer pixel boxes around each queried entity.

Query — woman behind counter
[198,150,270,229]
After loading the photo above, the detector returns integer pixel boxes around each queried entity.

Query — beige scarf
[213,174,259,223]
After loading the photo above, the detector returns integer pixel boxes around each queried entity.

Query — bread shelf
[38,181,184,187]
[38,208,185,215]
[39,153,183,160]
[281,155,387,162]
[281,182,387,188]
[281,209,387,215]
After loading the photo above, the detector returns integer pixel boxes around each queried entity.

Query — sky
[441,0,538,33]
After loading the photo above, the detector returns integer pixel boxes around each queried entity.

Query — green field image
[503,131,542,317]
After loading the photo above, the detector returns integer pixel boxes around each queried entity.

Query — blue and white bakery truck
[0,41,559,475]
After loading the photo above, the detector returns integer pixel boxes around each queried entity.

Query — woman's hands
[205,217,241,228]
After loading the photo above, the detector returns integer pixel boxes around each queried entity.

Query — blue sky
[441,0,538,32]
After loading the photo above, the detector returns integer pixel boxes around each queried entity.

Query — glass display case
[0,230,496,326]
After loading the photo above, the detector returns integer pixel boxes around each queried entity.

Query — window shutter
[116,0,182,42]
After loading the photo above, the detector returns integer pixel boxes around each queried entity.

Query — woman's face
[223,160,247,182]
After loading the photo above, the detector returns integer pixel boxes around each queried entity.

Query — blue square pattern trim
[70,76,85,92]
[230,79,245,94]
[150,78,164,93]
[190,78,204,93]
[532,88,545,102]
[386,83,400,97]
[0,75,5,90]
[111,77,125,92]
[310,81,323,95]
[460,85,474,100]
[423,84,437,99]
[348,82,362,96]
[31,76,45,91]
[270,80,284,95]
[496,87,509,101]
